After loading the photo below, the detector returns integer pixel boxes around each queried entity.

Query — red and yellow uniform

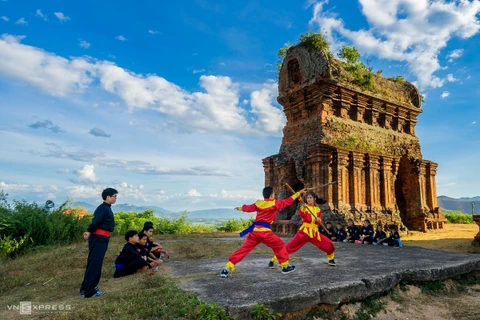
[273,204,335,262]
[224,192,301,271]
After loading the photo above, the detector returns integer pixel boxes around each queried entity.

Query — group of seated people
[320,219,403,247]
[114,222,169,278]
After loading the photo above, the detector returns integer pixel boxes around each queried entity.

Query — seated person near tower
[319,221,334,239]
[372,224,387,245]
[344,219,360,243]
[142,222,169,261]
[114,230,159,278]
[358,220,375,244]
[382,225,403,247]
[220,186,306,278]
[331,223,347,242]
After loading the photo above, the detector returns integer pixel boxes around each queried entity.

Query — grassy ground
[0,225,479,319]
[0,233,270,320]
[402,223,480,253]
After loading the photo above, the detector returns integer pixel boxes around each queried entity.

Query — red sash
[92,229,111,237]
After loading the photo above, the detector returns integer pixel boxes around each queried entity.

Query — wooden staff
[285,183,331,235]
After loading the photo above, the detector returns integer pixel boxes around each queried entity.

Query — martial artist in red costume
[220,186,306,278]
[269,191,336,267]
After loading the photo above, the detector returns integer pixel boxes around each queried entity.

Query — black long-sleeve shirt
[374,231,387,241]
[335,228,347,240]
[115,243,149,267]
[87,202,115,232]
[347,225,359,238]
[360,225,374,237]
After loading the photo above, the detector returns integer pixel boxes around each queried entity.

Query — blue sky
[0,0,479,211]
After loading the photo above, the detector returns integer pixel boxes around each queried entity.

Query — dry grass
[0,225,478,319]
[402,223,480,254]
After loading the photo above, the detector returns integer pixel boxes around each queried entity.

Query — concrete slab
[167,241,480,319]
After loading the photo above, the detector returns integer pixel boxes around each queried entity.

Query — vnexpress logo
[20,301,31,315]
[7,301,72,314]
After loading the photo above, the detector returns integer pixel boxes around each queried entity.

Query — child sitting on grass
[136,231,161,271]
[143,223,170,261]
[372,224,387,246]
[382,225,403,247]
[331,223,347,242]
[319,221,334,239]
[114,230,159,278]
[358,220,374,244]
[344,219,360,243]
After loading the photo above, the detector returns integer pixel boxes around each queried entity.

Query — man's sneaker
[372,242,378,246]
[355,240,362,244]
[153,266,159,272]
[85,291,105,298]
[79,286,98,295]
[328,259,337,266]
[383,243,389,246]
[268,261,275,269]
[220,268,230,278]
[281,265,295,274]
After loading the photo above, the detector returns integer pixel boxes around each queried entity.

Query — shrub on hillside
[0,192,90,258]
[217,218,253,232]
[444,211,473,224]
[113,210,216,235]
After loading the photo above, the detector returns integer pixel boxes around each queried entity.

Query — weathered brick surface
[267,44,445,232]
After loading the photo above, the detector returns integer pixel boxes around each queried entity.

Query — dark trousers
[80,235,109,297]
[114,259,147,278]
[362,236,375,244]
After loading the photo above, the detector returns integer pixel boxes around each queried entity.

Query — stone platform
[167,241,480,319]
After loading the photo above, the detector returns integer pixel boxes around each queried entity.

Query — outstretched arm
[234,203,257,212]
[275,189,306,210]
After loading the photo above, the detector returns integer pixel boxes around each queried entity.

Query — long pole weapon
[285,182,333,234]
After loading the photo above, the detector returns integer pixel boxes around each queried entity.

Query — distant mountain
[458,196,480,202]
[437,196,479,214]
[71,202,173,216]
[70,201,97,213]
[187,208,247,222]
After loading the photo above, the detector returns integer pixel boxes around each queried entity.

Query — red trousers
[229,231,289,264]
[286,231,335,256]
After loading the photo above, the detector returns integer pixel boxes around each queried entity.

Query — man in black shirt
[80,188,117,298]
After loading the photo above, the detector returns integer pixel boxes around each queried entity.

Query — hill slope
[437,196,479,214]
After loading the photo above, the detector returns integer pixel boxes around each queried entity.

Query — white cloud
[446,74,457,82]
[187,189,202,197]
[15,18,27,25]
[0,34,285,136]
[309,0,480,89]
[0,181,59,194]
[1,16,9,22]
[473,121,477,125]
[56,168,70,174]
[249,81,285,134]
[441,91,450,99]
[75,164,98,183]
[116,35,127,41]
[192,69,206,74]
[36,9,48,21]
[54,12,70,22]
[79,40,90,49]
[148,30,158,34]
[0,35,94,96]
[447,49,464,60]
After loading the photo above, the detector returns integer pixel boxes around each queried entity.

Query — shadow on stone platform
[167,241,480,319]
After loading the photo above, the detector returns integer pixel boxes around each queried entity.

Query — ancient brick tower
[265,44,445,233]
